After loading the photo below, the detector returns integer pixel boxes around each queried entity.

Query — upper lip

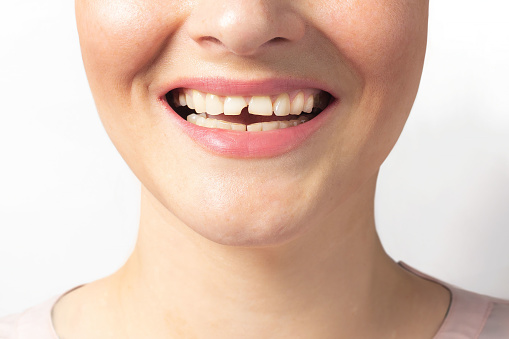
[153,77,338,100]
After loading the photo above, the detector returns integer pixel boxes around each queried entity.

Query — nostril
[271,37,287,43]
[202,36,221,44]
[264,37,291,47]
[186,2,306,57]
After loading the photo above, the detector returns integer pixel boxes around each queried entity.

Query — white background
[1,1,508,317]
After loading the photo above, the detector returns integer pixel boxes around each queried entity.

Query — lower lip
[161,99,337,158]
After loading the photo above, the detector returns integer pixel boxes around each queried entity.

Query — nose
[186,0,306,56]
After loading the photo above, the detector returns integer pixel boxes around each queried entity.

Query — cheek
[313,0,428,83]
[76,0,185,86]
[313,0,428,176]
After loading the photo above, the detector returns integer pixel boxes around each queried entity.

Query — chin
[170,194,310,247]
[187,215,310,248]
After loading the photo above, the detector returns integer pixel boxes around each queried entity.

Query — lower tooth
[204,119,217,128]
[187,113,306,131]
[262,121,279,131]
[247,123,263,132]
[216,120,231,130]
[279,121,291,129]
[187,114,199,124]
[196,116,206,127]
[231,123,247,131]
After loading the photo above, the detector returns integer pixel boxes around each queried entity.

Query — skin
[53,0,450,338]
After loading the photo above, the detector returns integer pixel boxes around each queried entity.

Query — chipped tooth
[231,123,247,131]
[289,120,299,127]
[187,113,199,124]
[206,94,224,115]
[204,118,217,128]
[303,95,314,113]
[196,116,206,127]
[247,122,263,132]
[224,96,246,116]
[248,96,273,116]
[192,90,206,113]
[179,92,187,107]
[185,91,195,109]
[262,121,280,131]
[273,93,291,116]
[216,120,231,130]
[290,92,305,115]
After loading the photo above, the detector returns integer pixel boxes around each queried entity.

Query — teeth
[247,122,263,132]
[179,92,187,107]
[248,96,273,116]
[176,89,325,117]
[187,113,199,124]
[290,92,304,115]
[216,120,232,130]
[231,123,247,131]
[174,89,329,131]
[185,91,195,109]
[303,95,314,113]
[262,121,280,131]
[195,115,206,127]
[224,96,247,116]
[205,93,223,115]
[192,90,206,113]
[204,118,217,128]
[279,121,291,129]
[186,114,309,132]
[273,93,291,116]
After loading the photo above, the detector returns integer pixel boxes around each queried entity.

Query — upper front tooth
[273,93,291,116]
[248,96,273,116]
[290,92,304,115]
[224,96,247,115]
[192,90,206,113]
[205,93,223,115]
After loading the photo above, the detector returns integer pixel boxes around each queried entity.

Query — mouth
[165,88,332,131]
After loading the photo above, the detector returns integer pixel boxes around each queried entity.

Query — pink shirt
[2,264,509,338]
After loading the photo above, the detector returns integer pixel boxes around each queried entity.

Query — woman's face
[76,0,428,246]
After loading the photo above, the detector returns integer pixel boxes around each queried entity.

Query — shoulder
[400,262,509,339]
[435,287,509,339]
[0,296,60,339]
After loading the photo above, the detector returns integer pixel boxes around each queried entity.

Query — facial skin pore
[53,0,450,338]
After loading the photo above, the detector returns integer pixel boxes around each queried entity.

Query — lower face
[76,0,429,246]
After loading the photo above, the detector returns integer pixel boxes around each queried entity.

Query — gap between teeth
[187,113,310,131]
[176,89,322,117]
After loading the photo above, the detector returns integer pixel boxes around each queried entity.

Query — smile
[160,79,338,158]
[166,88,332,131]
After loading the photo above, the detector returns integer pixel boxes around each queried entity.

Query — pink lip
[157,78,338,158]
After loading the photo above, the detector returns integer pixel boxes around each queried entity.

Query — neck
[54,173,449,339]
[115,173,401,338]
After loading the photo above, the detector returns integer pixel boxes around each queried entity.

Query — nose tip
[186,1,305,56]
